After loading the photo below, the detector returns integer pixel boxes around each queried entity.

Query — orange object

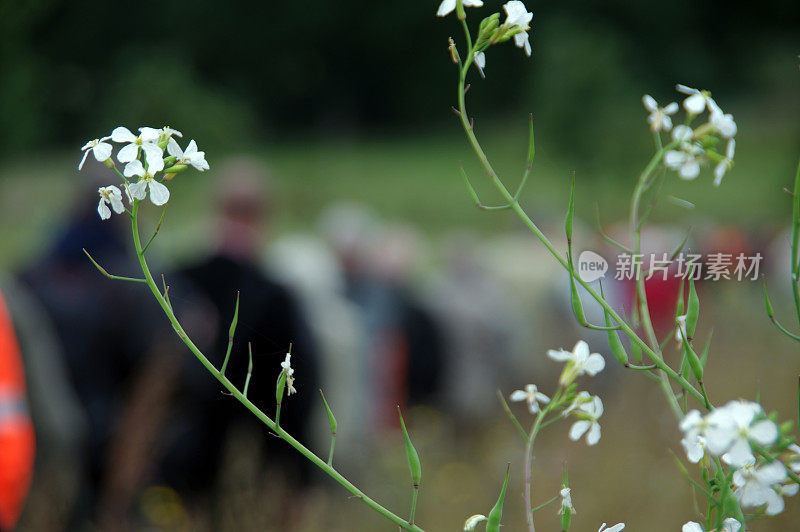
[0,292,35,531]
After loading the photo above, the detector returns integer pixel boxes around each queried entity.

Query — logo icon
[577,250,608,283]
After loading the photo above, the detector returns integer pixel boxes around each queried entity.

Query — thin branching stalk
[123,200,426,532]
[454,22,705,412]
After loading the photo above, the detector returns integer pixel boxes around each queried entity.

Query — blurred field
[3,111,800,530]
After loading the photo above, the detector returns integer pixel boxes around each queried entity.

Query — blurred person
[321,204,443,432]
[0,274,87,530]
[147,158,320,525]
[425,231,523,425]
[266,234,367,471]
[18,163,156,526]
[0,291,35,532]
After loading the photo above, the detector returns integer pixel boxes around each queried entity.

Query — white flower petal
[78,150,90,170]
[510,390,528,402]
[583,353,605,375]
[569,420,590,441]
[111,126,136,143]
[681,522,704,532]
[436,0,456,16]
[720,518,741,532]
[679,161,700,180]
[123,160,145,178]
[117,143,139,163]
[722,438,755,467]
[167,137,183,158]
[128,180,148,200]
[547,348,572,362]
[97,200,111,220]
[683,93,706,114]
[93,142,113,162]
[586,422,601,445]
[749,420,778,446]
[148,179,170,206]
[142,144,165,172]
[572,340,590,359]
[138,127,161,142]
[676,84,699,96]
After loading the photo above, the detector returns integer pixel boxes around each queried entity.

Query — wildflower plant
[439,0,800,530]
[75,1,800,530]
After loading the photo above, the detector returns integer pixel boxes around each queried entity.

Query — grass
[1,108,797,271]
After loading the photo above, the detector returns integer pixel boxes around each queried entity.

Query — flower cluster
[510,341,606,446]
[78,126,209,220]
[438,0,533,78]
[679,400,798,515]
[642,85,737,186]
[682,518,740,532]
[680,400,778,467]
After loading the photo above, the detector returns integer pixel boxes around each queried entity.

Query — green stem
[409,485,419,525]
[127,202,425,532]
[328,431,336,467]
[530,495,559,514]
[523,409,546,532]
[629,144,686,420]
[454,64,704,408]
[790,157,800,331]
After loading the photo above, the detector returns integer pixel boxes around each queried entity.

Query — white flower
[503,1,533,56]
[503,0,532,27]
[559,487,575,515]
[473,51,486,78]
[713,139,735,187]
[167,138,210,171]
[569,395,603,446]
[704,400,778,467]
[598,523,625,532]
[642,95,678,132]
[281,352,293,374]
[124,160,170,206]
[281,352,297,395]
[786,443,800,473]
[676,84,713,115]
[437,0,483,17]
[159,126,183,139]
[111,126,164,169]
[708,100,737,138]
[510,384,550,414]
[79,137,113,170]
[665,125,704,180]
[563,391,591,417]
[679,409,709,463]
[97,186,125,220]
[682,519,741,532]
[463,514,487,531]
[733,461,792,515]
[547,340,605,385]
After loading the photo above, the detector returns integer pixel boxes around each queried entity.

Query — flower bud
[475,13,500,48]
[398,408,422,486]
[448,37,460,64]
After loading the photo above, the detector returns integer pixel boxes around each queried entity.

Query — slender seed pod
[398,408,422,487]
[486,464,510,532]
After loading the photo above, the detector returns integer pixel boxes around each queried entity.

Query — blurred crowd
[0,158,794,531]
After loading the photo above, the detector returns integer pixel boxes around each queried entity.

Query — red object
[0,292,35,531]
